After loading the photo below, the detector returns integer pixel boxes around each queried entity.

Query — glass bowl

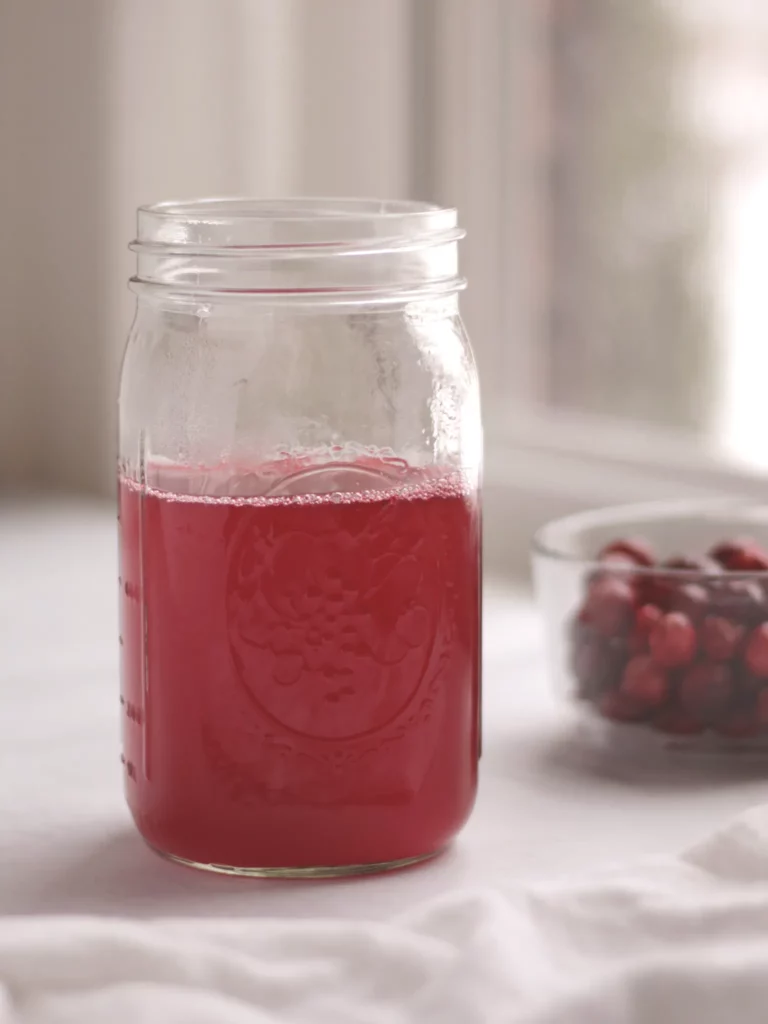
[532,500,768,762]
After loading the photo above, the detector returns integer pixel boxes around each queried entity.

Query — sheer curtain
[0,0,510,496]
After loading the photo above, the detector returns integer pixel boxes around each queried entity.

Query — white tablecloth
[2,498,767,922]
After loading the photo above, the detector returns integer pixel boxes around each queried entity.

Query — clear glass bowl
[532,500,768,763]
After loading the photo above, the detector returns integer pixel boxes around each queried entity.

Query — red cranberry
[649,612,697,667]
[744,623,768,678]
[620,655,668,708]
[584,575,635,637]
[628,604,662,655]
[710,538,768,572]
[699,616,745,662]
[637,603,663,633]
[598,690,646,723]
[729,547,768,572]
[710,538,754,567]
[679,662,732,721]
[668,583,709,623]
[653,708,705,735]
[640,573,675,610]
[599,537,655,567]
[641,560,716,612]
[642,576,710,616]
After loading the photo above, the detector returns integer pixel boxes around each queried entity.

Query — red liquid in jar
[118,462,480,870]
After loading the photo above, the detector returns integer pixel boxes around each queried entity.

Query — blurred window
[494,0,768,475]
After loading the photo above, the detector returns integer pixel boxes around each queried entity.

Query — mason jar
[118,198,482,877]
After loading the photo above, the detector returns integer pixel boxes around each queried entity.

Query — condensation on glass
[118,198,482,876]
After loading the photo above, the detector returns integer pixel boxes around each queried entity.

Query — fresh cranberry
[627,604,662,655]
[641,561,716,613]
[728,547,768,572]
[708,579,765,622]
[679,662,732,721]
[598,690,646,723]
[710,538,768,572]
[653,708,705,735]
[710,538,754,567]
[598,537,655,567]
[744,623,768,677]
[640,575,673,611]
[642,576,710,615]
[668,583,709,623]
[699,616,745,662]
[584,575,635,637]
[620,655,668,707]
[637,603,663,633]
[648,612,697,667]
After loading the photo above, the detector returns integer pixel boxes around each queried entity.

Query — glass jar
[534,501,768,769]
[118,198,482,876]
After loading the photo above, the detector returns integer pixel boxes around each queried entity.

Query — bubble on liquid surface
[123,472,472,508]
[122,443,475,508]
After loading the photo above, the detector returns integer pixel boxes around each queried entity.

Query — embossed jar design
[118,198,482,876]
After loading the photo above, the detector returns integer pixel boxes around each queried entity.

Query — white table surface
[2,498,767,921]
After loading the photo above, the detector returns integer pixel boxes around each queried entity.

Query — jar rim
[130,197,465,300]
[133,197,463,250]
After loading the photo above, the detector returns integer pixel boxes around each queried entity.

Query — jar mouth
[130,197,466,301]
[134,197,462,248]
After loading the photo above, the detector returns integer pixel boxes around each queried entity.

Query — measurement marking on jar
[121,753,137,777]
[138,429,151,782]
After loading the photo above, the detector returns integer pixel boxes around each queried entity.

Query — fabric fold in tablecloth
[5,806,768,1022]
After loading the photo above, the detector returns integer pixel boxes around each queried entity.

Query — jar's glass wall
[119,296,480,497]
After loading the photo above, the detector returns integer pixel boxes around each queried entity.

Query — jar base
[148,843,443,879]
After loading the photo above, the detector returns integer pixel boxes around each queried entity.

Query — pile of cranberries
[570,536,768,739]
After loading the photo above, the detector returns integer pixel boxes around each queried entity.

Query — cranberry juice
[119,465,480,871]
